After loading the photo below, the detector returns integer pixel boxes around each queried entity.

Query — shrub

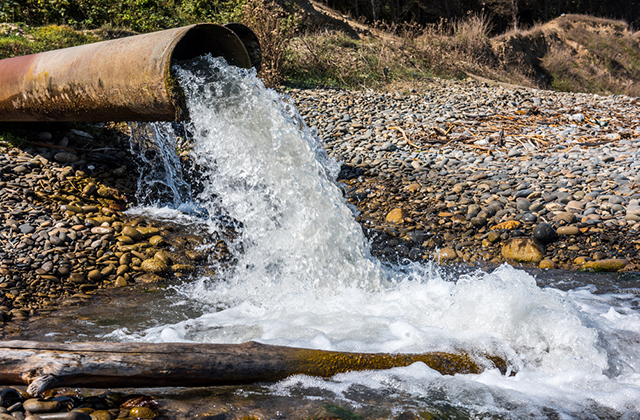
[239,0,297,87]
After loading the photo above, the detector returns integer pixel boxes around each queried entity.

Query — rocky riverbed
[0,124,234,332]
[288,78,640,271]
[1,78,640,418]
[2,78,640,330]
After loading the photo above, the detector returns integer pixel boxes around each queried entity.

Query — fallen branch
[0,341,509,395]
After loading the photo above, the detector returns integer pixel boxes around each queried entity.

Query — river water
[22,56,640,418]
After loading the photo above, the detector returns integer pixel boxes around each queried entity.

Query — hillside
[0,0,639,95]
[285,2,640,95]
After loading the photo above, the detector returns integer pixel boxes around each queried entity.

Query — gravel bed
[288,78,640,270]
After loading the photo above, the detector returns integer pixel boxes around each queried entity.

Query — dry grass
[283,12,496,89]
[283,11,640,97]
[539,14,640,96]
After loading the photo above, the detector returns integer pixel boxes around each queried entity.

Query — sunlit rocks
[385,208,405,223]
[128,406,156,418]
[533,223,557,243]
[121,226,142,241]
[538,259,557,269]
[557,226,580,235]
[581,258,629,272]
[87,270,102,282]
[141,258,168,274]
[501,238,545,263]
[433,248,457,262]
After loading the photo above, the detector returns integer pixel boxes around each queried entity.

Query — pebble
[501,238,545,263]
[556,226,580,235]
[0,388,157,420]
[290,79,640,269]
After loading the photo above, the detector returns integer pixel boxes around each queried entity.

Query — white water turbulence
[116,55,640,418]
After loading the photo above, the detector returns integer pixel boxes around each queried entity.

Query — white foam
[115,56,640,418]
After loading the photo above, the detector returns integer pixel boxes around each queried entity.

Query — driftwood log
[0,341,508,395]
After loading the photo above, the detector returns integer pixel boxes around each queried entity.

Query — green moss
[0,131,27,148]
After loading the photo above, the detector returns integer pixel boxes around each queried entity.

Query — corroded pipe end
[0,23,261,122]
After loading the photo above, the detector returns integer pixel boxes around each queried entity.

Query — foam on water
[117,56,640,417]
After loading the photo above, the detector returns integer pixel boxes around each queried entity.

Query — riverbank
[1,77,640,329]
[289,78,640,271]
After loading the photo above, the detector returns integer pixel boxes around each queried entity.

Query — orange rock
[385,208,405,223]
[491,220,521,230]
[501,238,544,263]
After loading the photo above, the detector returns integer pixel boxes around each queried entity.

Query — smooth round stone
[148,235,166,247]
[521,212,537,223]
[533,223,558,243]
[552,212,576,224]
[35,412,93,419]
[433,248,457,262]
[38,131,53,141]
[0,388,22,407]
[610,195,625,205]
[539,259,557,269]
[23,398,60,413]
[592,251,607,260]
[582,259,628,272]
[154,251,171,265]
[87,269,102,282]
[91,226,114,235]
[121,226,142,241]
[385,208,405,223]
[89,410,113,420]
[516,199,531,211]
[141,258,168,274]
[529,202,544,212]
[128,407,156,418]
[557,226,580,235]
[470,217,487,227]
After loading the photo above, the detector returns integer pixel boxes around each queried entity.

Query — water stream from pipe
[114,55,640,418]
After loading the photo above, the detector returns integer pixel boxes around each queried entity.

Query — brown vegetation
[285,6,640,96]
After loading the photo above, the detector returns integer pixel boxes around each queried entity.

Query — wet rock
[22,398,59,413]
[539,259,557,269]
[433,248,457,262]
[128,407,155,418]
[533,223,557,243]
[136,273,163,283]
[33,413,92,419]
[88,410,113,420]
[141,258,168,274]
[121,226,142,241]
[171,264,195,273]
[581,259,629,272]
[501,238,545,263]
[148,235,166,247]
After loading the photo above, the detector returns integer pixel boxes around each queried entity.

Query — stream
[13,55,640,419]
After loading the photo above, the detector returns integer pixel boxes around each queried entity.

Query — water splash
[128,121,193,208]
[119,55,640,418]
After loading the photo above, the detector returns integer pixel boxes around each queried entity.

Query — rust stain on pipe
[0,23,260,122]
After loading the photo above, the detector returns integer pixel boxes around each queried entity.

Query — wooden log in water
[0,340,508,395]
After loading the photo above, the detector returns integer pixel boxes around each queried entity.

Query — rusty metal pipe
[0,23,261,122]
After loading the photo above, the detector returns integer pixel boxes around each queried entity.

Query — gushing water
[119,56,640,418]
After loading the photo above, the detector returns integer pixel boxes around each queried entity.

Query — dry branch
[0,341,509,395]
